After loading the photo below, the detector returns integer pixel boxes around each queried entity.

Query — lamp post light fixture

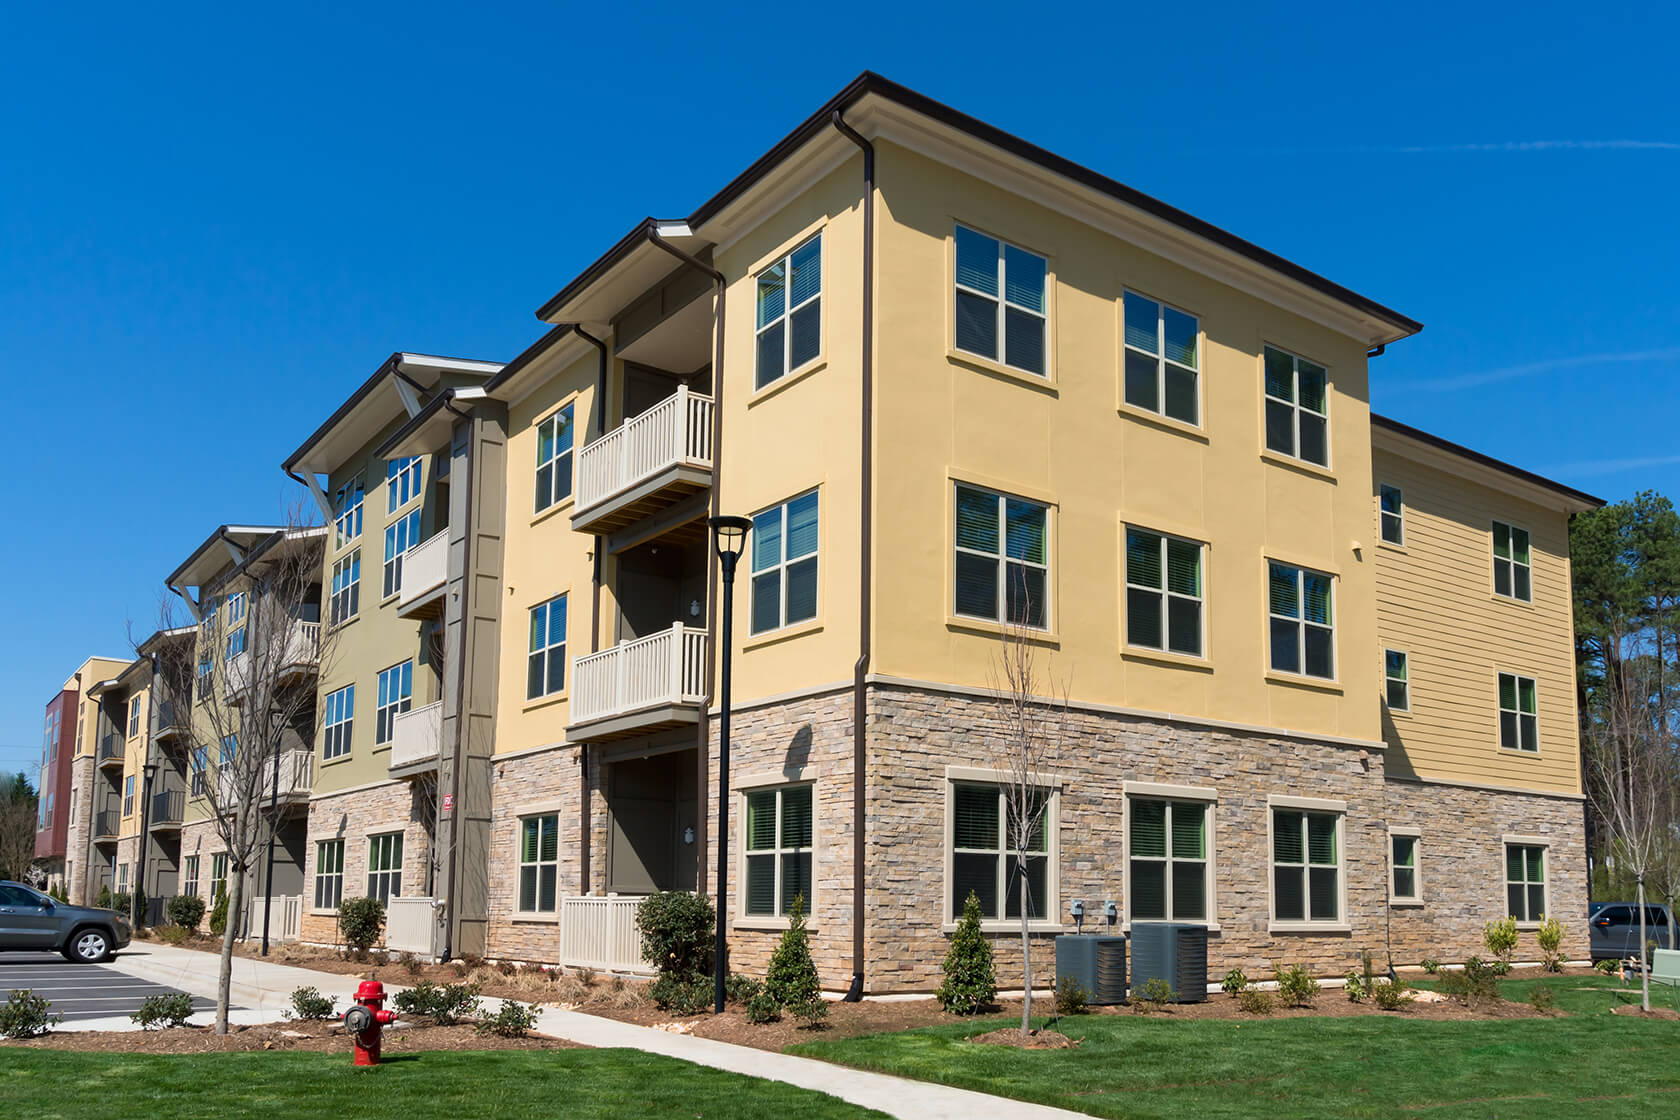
[135,758,159,930]
[708,513,753,1015]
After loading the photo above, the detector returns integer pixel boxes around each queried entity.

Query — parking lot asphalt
[0,951,222,1023]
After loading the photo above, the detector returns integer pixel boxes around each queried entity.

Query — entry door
[606,751,698,894]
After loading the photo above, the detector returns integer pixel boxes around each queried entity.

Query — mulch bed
[1610,1003,1680,1020]
[1,1018,582,1054]
[970,1027,1078,1049]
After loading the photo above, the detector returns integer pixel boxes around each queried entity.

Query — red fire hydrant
[342,980,397,1066]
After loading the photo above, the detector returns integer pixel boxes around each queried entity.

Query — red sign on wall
[442,794,454,812]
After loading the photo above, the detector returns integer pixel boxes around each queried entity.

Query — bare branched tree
[149,515,329,1033]
[987,594,1069,1039]
[1583,641,1676,1012]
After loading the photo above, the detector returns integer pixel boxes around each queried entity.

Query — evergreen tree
[937,891,997,1014]
[765,894,825,1024]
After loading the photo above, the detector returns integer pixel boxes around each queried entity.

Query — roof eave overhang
[165,525,284,590]
[1372,415,1604,514]
[533,220,708,325]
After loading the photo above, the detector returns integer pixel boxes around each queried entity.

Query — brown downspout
[575,325,609,895]
[831,109,873,1001]
[647,229,725,895]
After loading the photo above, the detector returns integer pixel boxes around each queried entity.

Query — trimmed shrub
[745,988,782,1024]
[286,987,335,1021]
[156,924,192,945]
[209,890,229,937]
[1220,968,1248,995]
[337,896,385,953]
[649,974,712,1015]
[1344,971,1368,1002]
[1131,976,1175,1014]
[1055,975,1090,1015]
[0,990,61,1039]
[167,894,206,930]
[132,992,194,1030]
[1594,958,1620,976]
[1421,957,1441,975]
[1529,985,1556,1013]
[725,973,762,1006]
[1237,988,1275,1015]
[1536,915,1564,972]
[393,981,481,1025]
[1484,917,1518,973]
[96,886,113,909]
[635,892,714,982]
[1274,964,1320,1007]
[1371,980,1413,1011]
[936,891,996,1015]
[477,1001,539,1038]
[1441,957,1501,1006]
[765,895,825,1025]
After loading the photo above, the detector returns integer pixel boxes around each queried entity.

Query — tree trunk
[217,867,246,1034]
[1638,877,1651,1012]
[1020,904,1032,1038]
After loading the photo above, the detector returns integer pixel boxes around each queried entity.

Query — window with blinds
[954,226,1047,375]
[1273,809,1341,923]
[527,595,568,700]
[1391,834,1419,901]
[519,814,559,913]
[1506,844,1546,921]
[1128,798,1208,922]
[949,782,1051,922]
[314,839,344,910]
[1123,292,1199,424]
[752,491,819,635]
[1268,562,1334,679]
[1125,529,1203,657]
[1263,346,1329,466]
[1498,672,1538,751]
[955,484,1049,629]
[1493,521,1532,601]
[744,785,813,917]
[756,235,822,389]
[368,831,403,905]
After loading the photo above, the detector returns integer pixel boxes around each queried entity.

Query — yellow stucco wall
[118,682,148,833]
[1372,442,1583,795]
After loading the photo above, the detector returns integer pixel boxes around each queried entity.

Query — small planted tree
[937,891,997,1015]
[167,894,207,931]
[338,896,385,955]
[764,894,825,1025]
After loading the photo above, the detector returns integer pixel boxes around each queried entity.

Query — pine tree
[765,894,826,1024]
[937,890,997,1014]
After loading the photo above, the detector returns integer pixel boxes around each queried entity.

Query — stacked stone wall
[299,780,434,947]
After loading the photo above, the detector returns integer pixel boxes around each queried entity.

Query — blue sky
[4,2,1677,774]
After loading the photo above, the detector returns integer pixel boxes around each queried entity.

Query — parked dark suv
[1589,901,1675,961]
[0,881,131,962]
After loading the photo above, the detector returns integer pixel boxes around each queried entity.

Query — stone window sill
[1269,921,1352,935]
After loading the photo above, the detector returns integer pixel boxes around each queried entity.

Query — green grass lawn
[1,1048,886,1120]
[791,976,1680,1119]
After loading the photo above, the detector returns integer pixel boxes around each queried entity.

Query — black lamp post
[708,513,752,1015]
[135,758,158,930]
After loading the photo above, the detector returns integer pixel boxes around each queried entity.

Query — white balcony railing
[214,749,312,804]
[571,624,707,727]
[390,701,442,771]
[559,894,649,973]
[397,531,448,612]
[225,621,322,698]
[575,386,714,517]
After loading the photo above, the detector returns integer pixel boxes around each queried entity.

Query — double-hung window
[744,785,813,918]
[954,484,1049,629]
[1124,529,1203,656]
[368,832,403,904]
[386,456,422,514]
[1385,650,1410,711]
[197,656,213,701]
[1128,798,1208,922]
[527,595,567,700]
[128,694,143,739]
[1498,672,1538,752]
[1379,485,1405,545]
[953,225,1047,375]
[1123,292,1199,424]
[334,476,364,548]
[322,684,354,760]
[949,782,1050,922]
[1263,346,1330,466]
[1391,832,1420,902]
[200,597,218,640]
[183,855,199,898]
[1506,843,1546,921]
[751,491,819,634]
[331,551,361,624]
[375,661,413,746]
[535,404,574,512]
[314,839,344,910]
[518,814,559,913]
[225,625,246,662]
[756,234,822,388]
[210,853,228,900]
[383,509,420,598]
[219,735,237,768]
[122,775,135,817]
[1492,521,1532,601]
[1273,808,1341,923]
[190,747,207,796]
[1268,562,1334,679]
[227,591,246,626]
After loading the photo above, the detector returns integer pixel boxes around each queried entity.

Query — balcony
[395,531,448,619]
[569,623,708,741]
[389,701,442,777]
[93,810,119,841]
[154,700,188,742]
[97,733,124,769]
[148,790,185,831]
[225,622,322,703]
[214,749,313,807]
[572,387,714,538]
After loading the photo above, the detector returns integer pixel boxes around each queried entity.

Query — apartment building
[267,73,1598,992]
[64,656,134,904]
[32,681,80,892]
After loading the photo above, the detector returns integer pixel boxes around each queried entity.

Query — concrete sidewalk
[99,944,1082,1119]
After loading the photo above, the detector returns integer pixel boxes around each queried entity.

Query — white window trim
[1263,345,1332,468]
[1502,838,1549,927]
[1385,649,1411,713]
[953,224,1049,377]
[367,831,404,904]
[1492,519,1534,602]
[330,550,361,626]
[1121,790,1220,931]
[226,591,247,626]
[1122,288,1202,425]
[1388,826,1423,906]
[333,475,365,551]
[374,660,413,747]
[313,838,345,912]
[1266,796,1349,932]
[755,233,824,389]
[322,684,354,761]
[386,456,423,515]
[750,490,820,635]
[1267,561,1337,682]
[941,770,1061,934]
[527,594,568,701]
[1123,526,1206,659]
[382,508,421,599]
[1379,484,1405,547]
[736,784,817,930]
[1497,670,1540,753]
[534,403,576,514]
[953,483,1052,632]
[515,812,561,918]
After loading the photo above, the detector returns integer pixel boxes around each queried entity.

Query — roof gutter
[830,109,873,1002]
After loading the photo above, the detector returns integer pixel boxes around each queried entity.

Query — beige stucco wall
[1372,443,1583,795]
